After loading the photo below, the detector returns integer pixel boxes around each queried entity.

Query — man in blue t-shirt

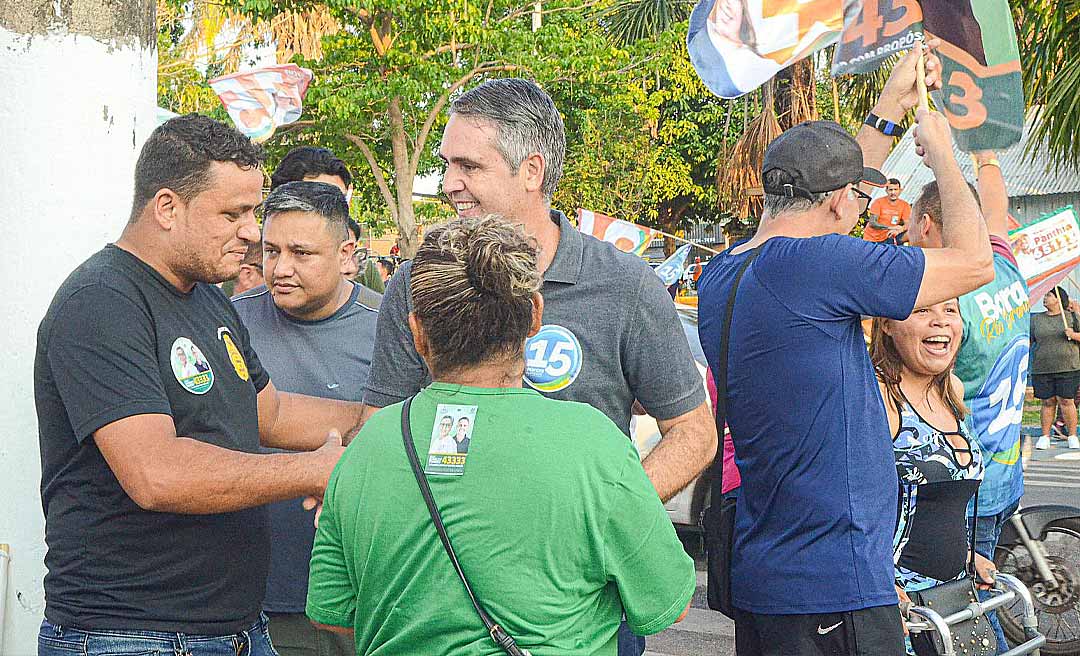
[906,150,1029,652]
[698,50,995,654]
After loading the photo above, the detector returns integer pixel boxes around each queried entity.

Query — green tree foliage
[550,26,733,242]
[157,2,231,117]
[218,0,749,255]
[231,0,631,257]
[1016,0,1080,167]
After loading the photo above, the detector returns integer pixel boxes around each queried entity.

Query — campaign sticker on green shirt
[425,404,476,476]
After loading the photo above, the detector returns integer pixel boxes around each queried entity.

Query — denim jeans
[38,613,279,656]
[617,619,645,656]
[968,499,1021,655]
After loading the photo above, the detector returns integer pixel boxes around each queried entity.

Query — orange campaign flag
[833,0,1023,151]
[209,64,313,144]
[688,0,861,99]
[576,209,657,256]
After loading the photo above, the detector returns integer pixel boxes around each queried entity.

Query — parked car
[631,305,714,528]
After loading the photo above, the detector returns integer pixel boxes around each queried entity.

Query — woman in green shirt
[1031,287,1080,450]
[306,215,695,655]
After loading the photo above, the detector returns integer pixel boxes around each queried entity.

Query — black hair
[347,218,362,242]
[271,147,352,190]
[1048,287,1071,308]
[378,258,396,277]
[261,181,350,241]
[888,178,901,186]
[129,113,265,223]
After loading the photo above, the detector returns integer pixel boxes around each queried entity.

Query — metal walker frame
[905,573,1046,656]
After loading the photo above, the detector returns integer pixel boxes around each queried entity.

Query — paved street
[643,439,1080,656]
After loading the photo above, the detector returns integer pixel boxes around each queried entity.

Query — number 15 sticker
[525,325,583,393]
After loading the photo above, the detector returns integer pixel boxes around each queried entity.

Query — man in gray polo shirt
[361,78,714,656]
[233,181,379,656]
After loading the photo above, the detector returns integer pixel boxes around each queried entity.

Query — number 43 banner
[833,0,1024,151]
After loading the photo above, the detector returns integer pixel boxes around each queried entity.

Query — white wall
[0,8,155,652]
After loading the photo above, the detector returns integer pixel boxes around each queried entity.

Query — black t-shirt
[35,245,271,634]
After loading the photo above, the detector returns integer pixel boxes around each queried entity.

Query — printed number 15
[526,339,573,377]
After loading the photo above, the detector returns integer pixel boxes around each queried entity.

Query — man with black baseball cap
[698,44,994,655]
[760,120,887,200]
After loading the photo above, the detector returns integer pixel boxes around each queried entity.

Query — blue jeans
[969,499,1021,655]
[617,620,645,656]
[38,613,279,656]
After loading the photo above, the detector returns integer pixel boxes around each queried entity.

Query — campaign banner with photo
[832,0,923,75]
[833,0,1023,151]
[928,0,1024,151]
[1010,206,1080,301]
[576,209,656,256]
[688,0,861,99]
[209,64,314,143]
[655,244,693,286]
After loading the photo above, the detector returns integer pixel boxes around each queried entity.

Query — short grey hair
[261,181,350,240]
[761,170,832,217]
[450,78,566,201]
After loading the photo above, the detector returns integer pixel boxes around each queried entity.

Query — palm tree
[1016,0,1080,167]
[600,0,694,45]
[605,0,1080,240]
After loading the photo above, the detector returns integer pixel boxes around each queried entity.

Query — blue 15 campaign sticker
[524,325,582,392]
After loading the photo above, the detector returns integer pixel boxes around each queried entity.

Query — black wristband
[865,112,905,137]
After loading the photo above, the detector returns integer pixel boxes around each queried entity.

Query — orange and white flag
[577,209,657,256]
[210,64,313,143]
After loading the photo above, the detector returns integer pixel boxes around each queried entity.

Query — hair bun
[466,232,516,301]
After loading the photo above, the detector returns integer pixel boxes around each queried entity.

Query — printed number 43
[526,339,573,377]
[987,354,1028,436]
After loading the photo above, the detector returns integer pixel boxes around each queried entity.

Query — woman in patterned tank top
[870,299,999,645]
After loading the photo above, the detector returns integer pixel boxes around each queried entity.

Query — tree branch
[422,43,478,60]
[409,63,520,176]
[264,120,316,143]
[345,133,399,225]
[499,0,605,23]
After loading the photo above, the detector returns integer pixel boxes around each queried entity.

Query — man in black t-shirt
[35,115,362,655]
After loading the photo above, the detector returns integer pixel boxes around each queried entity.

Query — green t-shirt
[307,383,695,655]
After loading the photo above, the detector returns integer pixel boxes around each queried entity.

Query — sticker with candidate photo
[425,404,477,476]
[170,337,214,394]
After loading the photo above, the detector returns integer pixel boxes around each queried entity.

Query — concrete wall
[0,2,155,652]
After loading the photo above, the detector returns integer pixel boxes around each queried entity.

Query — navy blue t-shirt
[698,235,925,614]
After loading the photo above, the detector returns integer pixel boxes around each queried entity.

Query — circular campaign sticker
[170,337,214,395]
[524,324,582,392]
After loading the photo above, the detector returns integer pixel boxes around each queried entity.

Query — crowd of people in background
[32,36,1043,656]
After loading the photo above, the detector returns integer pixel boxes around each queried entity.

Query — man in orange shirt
[863,178,911,244]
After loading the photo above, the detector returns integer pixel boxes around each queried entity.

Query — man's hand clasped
[302,429,346,527]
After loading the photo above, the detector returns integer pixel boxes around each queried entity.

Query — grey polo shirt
[231,281,379,613]
[363,210,704,435]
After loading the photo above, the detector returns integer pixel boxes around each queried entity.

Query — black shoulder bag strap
[968,486,980,578]
[707,246,763,509]
[400,396,532,656]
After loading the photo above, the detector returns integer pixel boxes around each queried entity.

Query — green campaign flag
[833,0,1024,151]
[925,0,1024,151]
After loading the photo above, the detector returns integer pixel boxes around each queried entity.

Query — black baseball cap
[762,121,887,200]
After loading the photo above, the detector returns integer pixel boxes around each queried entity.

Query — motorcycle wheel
[995,518,1080,655]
